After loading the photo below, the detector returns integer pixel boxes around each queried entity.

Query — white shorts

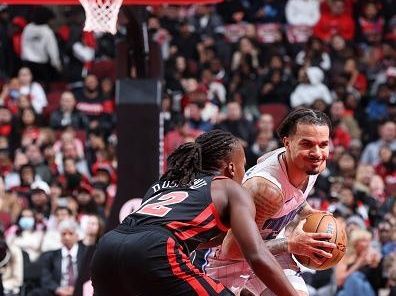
[205,250,308,296]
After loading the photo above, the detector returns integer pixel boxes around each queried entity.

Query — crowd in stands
[0,0,395,295]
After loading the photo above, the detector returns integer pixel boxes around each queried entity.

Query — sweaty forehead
[293,123,329,140]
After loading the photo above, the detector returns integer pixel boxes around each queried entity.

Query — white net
[79,0,123,34]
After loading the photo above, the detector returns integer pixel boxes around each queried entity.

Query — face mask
[9,89,20,100]
[19,217,35,231]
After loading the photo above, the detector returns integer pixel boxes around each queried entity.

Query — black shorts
[91,224,234,296]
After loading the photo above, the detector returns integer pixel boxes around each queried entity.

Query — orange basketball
[294,212,347,270]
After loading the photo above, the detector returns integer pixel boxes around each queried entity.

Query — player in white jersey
[204,108,336,295]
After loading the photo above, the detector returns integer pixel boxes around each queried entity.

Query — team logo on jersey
[190,179,207,189]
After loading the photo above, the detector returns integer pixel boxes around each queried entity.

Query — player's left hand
[287,219,336,266]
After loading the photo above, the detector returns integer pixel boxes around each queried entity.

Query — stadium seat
[259,103,289,129]
[91,59,116,81]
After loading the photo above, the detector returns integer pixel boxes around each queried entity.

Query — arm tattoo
[264,238,288,255]
[244,177,284,227]
[297,201,314,219]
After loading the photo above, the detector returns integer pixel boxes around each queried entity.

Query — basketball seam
[312,214,328,269]
[320,216,337,269]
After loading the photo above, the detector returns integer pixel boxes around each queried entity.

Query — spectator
[189,5,224,40]
[17,107,41,147]
[170,20,201,62]
[360,120,396,166]
[163,117,202,161]
[57,157,90,197]
[30,219,85,296]
[343,57,368,96]
[259,69,292,106]
[4,149,26,188]
[30,180,51,220]
[215,101,254,148]
[354,164,375,195]
[329,34,355,76]
[379,150,396,195]
[356,1,384,46]
[252,0,286,23]
[73,74,113,135]
[0,135,12,178]
[366,84,391,123]
[246,130,278,167]
[160,93,179,134]
[10,163,38,206]
[74,214,104,296]
[313,0,355,42]
[184,101,213,132]
[0,107,17,154]
[49,91,89,131]
[0,78,21,115]
[295,37,331,71]
[256,113,275,136]
[290,67,332,108]
[17,67,47,115]
[21,6,61,83]
[231,37,259,71]
[6,208,44,263]
[330,100,361,140]
[335,229,381,296]
[201,67,226,106]
[25,143,51,184]
[0,224,24,296]
[41,206,74,252]
[285,0,320,26]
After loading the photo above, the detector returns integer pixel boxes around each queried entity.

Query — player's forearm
[297,201,314,218]
[264,238,289,255]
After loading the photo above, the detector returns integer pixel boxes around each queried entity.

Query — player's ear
[226,162,235,178]
[283,136,289,149]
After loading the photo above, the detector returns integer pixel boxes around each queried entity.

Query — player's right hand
[286,219,337,266]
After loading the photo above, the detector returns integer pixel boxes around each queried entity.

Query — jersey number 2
[136,191,189,217]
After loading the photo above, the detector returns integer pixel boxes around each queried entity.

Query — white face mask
[19,217,35,231]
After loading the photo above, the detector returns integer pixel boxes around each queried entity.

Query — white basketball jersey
[244,147,318,239]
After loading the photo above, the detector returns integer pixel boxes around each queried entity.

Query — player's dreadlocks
[277,107,332,139]
[161,129,239,186]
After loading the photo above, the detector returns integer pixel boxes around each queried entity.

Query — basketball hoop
[79,0,123,34]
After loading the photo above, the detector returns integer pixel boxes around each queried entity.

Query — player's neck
[282,153,309,191]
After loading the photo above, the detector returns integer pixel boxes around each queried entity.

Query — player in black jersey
[91,130,298,296]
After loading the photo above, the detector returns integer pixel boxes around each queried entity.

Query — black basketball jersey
[127,175,229,252]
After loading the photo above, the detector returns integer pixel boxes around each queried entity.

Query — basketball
[294,213,347,270]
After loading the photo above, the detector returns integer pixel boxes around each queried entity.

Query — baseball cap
[31,180,50,195]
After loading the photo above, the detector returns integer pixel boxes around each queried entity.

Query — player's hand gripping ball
[294,212,347,270]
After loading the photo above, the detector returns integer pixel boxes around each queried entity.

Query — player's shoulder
[244,176,283,198]
[256,147,285,164]
[211,176,243,191]
[243,176,284,213]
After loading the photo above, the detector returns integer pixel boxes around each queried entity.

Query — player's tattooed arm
[221,177,284,259]
[283,201,316,238]
[247,178,290,255]
[297,201,318,218]
[244,177,284,227]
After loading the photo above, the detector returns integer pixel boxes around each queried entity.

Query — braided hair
[161,130,239,186]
